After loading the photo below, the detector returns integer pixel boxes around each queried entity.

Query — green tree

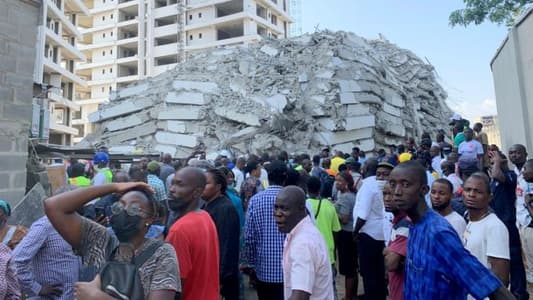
[449,0,533,27]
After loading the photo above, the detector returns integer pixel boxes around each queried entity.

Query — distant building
[32,0,89,145]
[73,0,293,143]
[491,7,533,152]
[473,115,501,148]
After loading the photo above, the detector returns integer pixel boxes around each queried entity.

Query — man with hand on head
[275,186,333,300]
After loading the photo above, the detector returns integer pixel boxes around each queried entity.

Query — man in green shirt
[306,176,341,293]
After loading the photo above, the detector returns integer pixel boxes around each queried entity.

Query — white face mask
[376,180,387,192]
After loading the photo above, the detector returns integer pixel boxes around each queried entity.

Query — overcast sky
[299,0,509,120]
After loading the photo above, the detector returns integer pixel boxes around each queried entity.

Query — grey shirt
[335,192,357,231]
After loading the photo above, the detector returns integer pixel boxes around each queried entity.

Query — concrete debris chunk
[86,30,452,158]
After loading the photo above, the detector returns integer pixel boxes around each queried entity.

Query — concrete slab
[155,131,197,148]
[383,103,402,117]
[166,121,187,133]
[214,107,261,126]
[108,145,136,153]
[172,80,219,93]
[8,183,46,228]
[260,45,279,56]
[314,128,373,145]
[265,94,287,112]
[165,91,206,105]
[89,98,152,122]
[157,107,202,120]
[340,92,358,104]
[105,114,145,132]
[103,121,158,143]
[344,115,375,130]
[311,95,326,104]
[154,144,177,156]
[338,80,362,93]
[384,89,405,107]
[346,104,370,116]
[118,83,149,99]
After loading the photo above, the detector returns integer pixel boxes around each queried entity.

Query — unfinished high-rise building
[73,0,292,143]
[32,0,90,145]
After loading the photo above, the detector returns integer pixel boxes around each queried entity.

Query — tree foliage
[449,0,533,27]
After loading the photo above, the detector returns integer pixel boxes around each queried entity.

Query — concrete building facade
[73,0,292,143]
[0,0,40,205]
[32,0,89,145]
[491,8,533,152]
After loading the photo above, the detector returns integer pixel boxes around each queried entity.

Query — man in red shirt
[166,167,220,300]
[382,183,410,300]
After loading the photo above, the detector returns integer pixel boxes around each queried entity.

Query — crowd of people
[0,114,533,300]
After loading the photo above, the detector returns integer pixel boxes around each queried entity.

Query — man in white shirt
[441,160,463,195]
[430,179,466,237]
[458,128,484,169]
[463,172,510,289]
[275,186,333,300]
[353,160,390,300]
[232,157,245,192]
[430,146,443,178]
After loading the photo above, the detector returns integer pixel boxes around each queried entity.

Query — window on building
[111,31,113,36]
[109,68,112,73]
[101,87,105,92]
[102,50,105,56]
[189,35,193,40]
[109,86,112,92]
[198,12,202,18]
[271,14,277,25]
[111,13,113,19]
[102,16,105,21]
[110,49,113,54]
[103,33,106,38]
[189,15,192,20]
[199,33,202,39]
[103,0,105,3]
[102,69,105,74]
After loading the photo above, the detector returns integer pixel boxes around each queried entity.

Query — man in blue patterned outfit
[388,160,514,300]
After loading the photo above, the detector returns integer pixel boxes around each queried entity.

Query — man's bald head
[177,167,206,189]
[113,171,130,183]
[274,185,307,233]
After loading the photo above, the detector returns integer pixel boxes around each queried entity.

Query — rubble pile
[87,30,452,158]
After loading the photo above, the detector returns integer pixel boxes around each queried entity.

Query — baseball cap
[377,161,395,169]
[450,113,462,121]
[0,200,11,216]
[93,152,109,164]
[147,161,160,172]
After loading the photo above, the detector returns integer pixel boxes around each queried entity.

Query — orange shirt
[166,211,220,300]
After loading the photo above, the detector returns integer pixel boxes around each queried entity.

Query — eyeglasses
[110,202,146,217]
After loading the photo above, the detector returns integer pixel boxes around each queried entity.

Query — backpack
[100,240,165,300]
[79,239,164,300]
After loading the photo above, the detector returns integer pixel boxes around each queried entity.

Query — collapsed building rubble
[86,30,453,158]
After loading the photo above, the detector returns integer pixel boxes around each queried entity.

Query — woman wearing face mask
[44,182,180,300]
[202,169,241,300]
[334,171,358,300]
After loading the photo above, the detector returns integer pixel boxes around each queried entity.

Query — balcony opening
[155,35,177,46]
[118,65,138,77]
[216,0,243,18]
[119,11,138,22]
[271,14,277,25]
[73,125,85,137]
[216,22,243,40]
[155,55,177,66]
[256,5,267,19]
[72,108,82,120]
[155,15,177,27]
[257,25,267,38]
[154,0,168,8]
